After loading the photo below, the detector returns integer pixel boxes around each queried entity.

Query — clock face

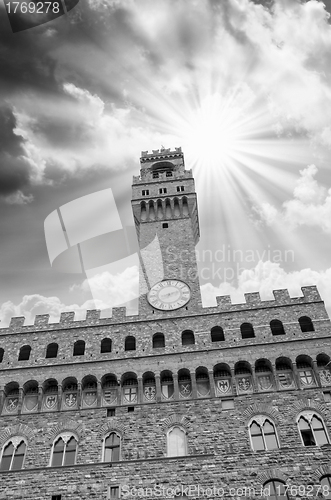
[147,280,191,311]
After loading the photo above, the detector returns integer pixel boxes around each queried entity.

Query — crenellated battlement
[1,285,326,334]
[140,147,183,162]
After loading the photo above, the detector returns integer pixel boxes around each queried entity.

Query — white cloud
[201,260,331,316]
[256,164,331,232]
[1,190,34,205]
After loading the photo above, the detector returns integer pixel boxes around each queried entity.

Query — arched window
[18,345,31,361]
[249,417,279,451]
[298,316,314,332]
[73,340,85,356]
[153,333,165,348]
[270,320,285,336]
[182,330,195,345]
[167,426,187,457]
[298,412,329,446]
[0,438,26,471]
[103,432,121,462]
[125,336,136,351]
[320,476,331,500]
[46,343,58,359]
[240,323,255,339]
[101,338,112,353]
[211,326,225,342]
[51,434,77,466]
[0,348,4,363]
[263,480,289,500]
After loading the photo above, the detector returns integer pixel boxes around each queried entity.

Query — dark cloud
[0,106,32,196]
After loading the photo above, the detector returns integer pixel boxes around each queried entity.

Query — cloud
[256,164,331,232]
[201,260,331,316]
[0,106,35,203]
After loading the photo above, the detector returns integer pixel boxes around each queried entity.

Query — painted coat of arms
[179,382,192,398]
[216,379,231,395]
[299,370,314,386]
[278,372,294,388]
[144,385,156,401]
[319,369,331,386]
[23,393,38,411]
[161,383,174,399]
[258,375,273,391]
[6,397,18,412]
[197,379,210,397]
[237,377,252,393]
[45,394,57,410]
[123,386,137,403]
[64,393,77,408]
[83,391,97,407]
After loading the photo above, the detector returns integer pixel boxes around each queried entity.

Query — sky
[1,0,331,326]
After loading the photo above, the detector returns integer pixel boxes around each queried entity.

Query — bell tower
[131,147,202,315]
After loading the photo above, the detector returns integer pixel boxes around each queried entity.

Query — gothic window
[182,330,195,345]
[46,343,58,359]
[298,412,329,446]
[125,336,136,351]
[0,438,26,471]
[249,417,279,451]
[176,186,185,192]
[0,348,4,363]
[298,316,314,332]
[211,326,225,342]
[153,333,165,348]
[108,486,120,499]
[159,188,167,194]
[51,434,77,467]
[240,323,255,339]
[320,476,331,500]
[101,338,112,353]
[142,190,149,196]
[103,432,121,462]
[270,320,285,336]
[73,340,85,356]
[18,345,31,361]
[167,426,187,457]
[263,480,289,500]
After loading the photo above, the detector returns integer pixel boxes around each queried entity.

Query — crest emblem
[319,369,331,386]
[104,388,117,405]
[161,383,174,399]
[237,377,251,392]
[65,393,77,408]
[179,382,192,398]
[197,380,210,397]
[216,379,230,395]
[299,370,314,386]
[258,375,272,391]
[6,397,18,412]
[83,391,97,406]
[123,386,137,403]
[24,394,38,411]
[278,372,293,388]
[45,395,57,409]
[144,385,156,401]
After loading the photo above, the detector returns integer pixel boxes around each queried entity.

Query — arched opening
[270,320,285,336]
[153,332,165,348]
[46,343,58,359]
[240,323,255,339]
[73,340,85,356]
[18,345,31,361]
[125,336,136,351]
[182,330,195,345]
[298,316,314,332]
[211,326,225,342]
[101,338,112,353]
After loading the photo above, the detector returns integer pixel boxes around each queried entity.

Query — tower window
[52,496,62,500]
[166,172,173,177]
[177,186,185,192]
[142,190,149,196]
[108,486,120,499]
[298,316,314,332]
[73,340,85,356]
[240,323,255,339]
[153,172,159,179]
[270,320,285,335]
[46,343,58,359]
[159,188,167,194]
[162,223,168,229]
[125,336,136,351]
[18,345,31,361]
